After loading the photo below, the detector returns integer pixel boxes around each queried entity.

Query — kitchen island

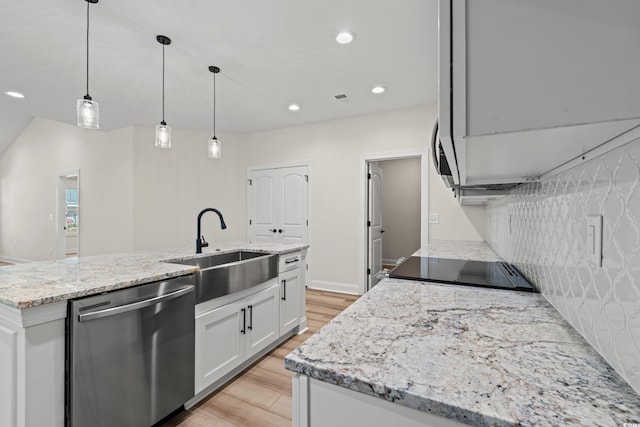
[285,241,640,426]
[0,242,307,427]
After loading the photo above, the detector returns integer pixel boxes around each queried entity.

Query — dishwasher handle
[78,286,194,322]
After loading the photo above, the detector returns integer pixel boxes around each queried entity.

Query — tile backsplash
[486,136,640,394]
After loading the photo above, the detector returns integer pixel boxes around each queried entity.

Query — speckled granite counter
[0,242,307,309]
[286,274,640,425]
[412,239,503,262]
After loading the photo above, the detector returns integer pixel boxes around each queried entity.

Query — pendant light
[155,35,172,148]
[208,66,221,159]
[76,0,99,129]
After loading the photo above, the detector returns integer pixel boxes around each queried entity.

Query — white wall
[131,127,248,250]
[0,119,134,261]
[379,158,421,262]
[244,105,485,292]
[1,107,485,293]
[428,164,486,240]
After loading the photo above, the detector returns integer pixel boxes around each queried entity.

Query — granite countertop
[412,239,504,262]
[0,241,307,309]
[285,241,640,426]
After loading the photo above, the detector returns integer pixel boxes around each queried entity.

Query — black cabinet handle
[282,279,287,301]
[285,257,299,264]
[278,229,283,233]
[269,228,277,233]
[240,308,246,334]
[248,305,253,331]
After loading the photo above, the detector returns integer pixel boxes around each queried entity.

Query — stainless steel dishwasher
[66,275,195,427]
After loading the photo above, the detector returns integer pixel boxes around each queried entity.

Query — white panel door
[367,163,383,290]
[248,173,278,243]
[280,166,308,245]
[248,165,308,246]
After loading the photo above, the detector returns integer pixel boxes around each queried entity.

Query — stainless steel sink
[169,251,278,304]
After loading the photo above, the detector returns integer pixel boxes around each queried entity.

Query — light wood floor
[161,289,360,427]
[0,261,12,266]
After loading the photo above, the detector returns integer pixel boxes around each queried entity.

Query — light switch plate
[587,214,603,267]
[428,213,440,224]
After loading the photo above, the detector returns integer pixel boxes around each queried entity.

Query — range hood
[436,0,640,202]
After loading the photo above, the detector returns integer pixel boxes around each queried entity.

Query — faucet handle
[200,235,209,248]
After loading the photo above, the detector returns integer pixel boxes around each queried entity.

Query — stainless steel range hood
[435,0,640,203]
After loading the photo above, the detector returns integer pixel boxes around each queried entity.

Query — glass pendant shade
[156,35,172,149]
[155,122,172,148]
[77,0,99,130]
[208,137,221,159]
[76,97,99,129]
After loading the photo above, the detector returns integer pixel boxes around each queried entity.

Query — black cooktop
[389,257,535,292]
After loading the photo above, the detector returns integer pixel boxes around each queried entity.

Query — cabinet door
[245,285,280,360]
[195,300,244,393]
[279,268,301,334]
[279,167,308,245]
[248,166,309,246]
[248,171,278,243]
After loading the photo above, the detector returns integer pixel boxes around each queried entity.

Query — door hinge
[304,174,308,182]
[248,179,253,185]
[249,219,252,225]
[367,268,371,275]
[367,220,371,227]
[368,173,371,179]
[306,264,309,270]
[306,220,309,226]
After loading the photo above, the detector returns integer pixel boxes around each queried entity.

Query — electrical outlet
[587,214,603,267]
[428,213,440,224]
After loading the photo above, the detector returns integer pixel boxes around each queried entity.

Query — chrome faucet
[196,208,227,253]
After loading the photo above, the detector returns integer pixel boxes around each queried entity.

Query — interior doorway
[57,171,80,259]
[362,152,427,293]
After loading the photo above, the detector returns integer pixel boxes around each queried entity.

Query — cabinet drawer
[279,252,302,273]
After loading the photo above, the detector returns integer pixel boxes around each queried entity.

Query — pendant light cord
[213,71,216,137]
[162,44,166,123]
[85,1,90,97]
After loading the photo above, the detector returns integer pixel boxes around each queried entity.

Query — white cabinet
[195,282,279,394]
[0,322,17,427]
[292,375,468,427]
[0,302,66,427]
[279,265,301,333]
[244,285,280,359]
[278,251,306,335]
[438,0,640,187]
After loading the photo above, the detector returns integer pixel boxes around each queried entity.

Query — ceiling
[0,0,438,155]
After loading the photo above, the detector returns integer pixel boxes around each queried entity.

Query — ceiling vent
[334,93,351,103]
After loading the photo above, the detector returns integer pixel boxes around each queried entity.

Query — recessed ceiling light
[288,104,300,111]
[371,86,386,94]
[336,32,355,44]
[4,90,25,99]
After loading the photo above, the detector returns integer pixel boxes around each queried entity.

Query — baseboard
[383,258,398,266]
[309,280,361,295]
[0,255,33,264]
